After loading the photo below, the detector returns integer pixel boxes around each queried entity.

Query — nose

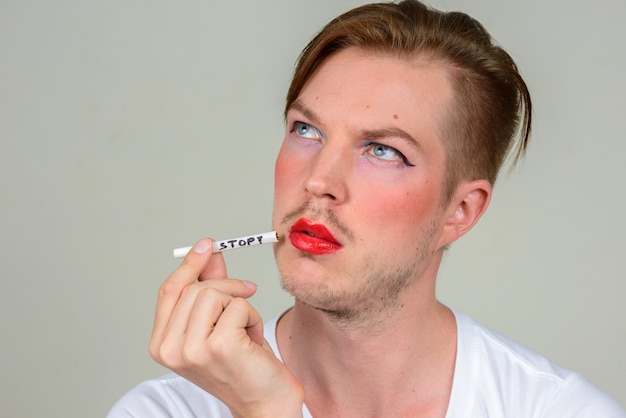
[304,143,348,203]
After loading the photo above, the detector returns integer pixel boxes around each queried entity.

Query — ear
[438,179,492,248]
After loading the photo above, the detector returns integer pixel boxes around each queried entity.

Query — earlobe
[439,179,492,247]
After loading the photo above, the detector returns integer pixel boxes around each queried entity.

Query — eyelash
[289,121,322,140]
[289,121,415,167]
[363,142,415,167]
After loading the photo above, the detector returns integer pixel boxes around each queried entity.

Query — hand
[149,238,304,418]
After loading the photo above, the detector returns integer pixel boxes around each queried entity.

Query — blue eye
[293,121,322,139]
[364,142,415,166]
[371,144,397,160]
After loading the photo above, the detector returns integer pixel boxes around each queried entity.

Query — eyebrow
[359,127,422,151]
[289,99,322,126]
[288,99,422,150]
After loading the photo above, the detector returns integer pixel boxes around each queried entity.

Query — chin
[277,259,335,300]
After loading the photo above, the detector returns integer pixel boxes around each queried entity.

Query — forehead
[293,48,454,144]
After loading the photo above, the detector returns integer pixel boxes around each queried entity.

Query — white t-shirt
[108,309,625,417]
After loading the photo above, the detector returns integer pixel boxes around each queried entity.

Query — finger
[152,239,214,344]
[198,250,228,281]
[214,297,265,347]
[184,287,233,343]
[159,279,258,340]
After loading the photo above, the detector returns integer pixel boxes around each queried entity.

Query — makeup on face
[289,218,342,255]
[173,231,280,258]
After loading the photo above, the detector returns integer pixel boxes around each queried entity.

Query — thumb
[198,239,228,281]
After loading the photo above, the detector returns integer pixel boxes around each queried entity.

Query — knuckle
[197,286,222,300]
[156,338,183,368]
[148,340,160,362]
[206,333,230,359]
[179,283,198,299]
[181,342,210,367]
[158,280,182,300]
[228,296,249,311]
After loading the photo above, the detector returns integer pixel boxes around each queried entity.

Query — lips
[289,218,342,255]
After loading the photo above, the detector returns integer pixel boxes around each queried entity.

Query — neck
[276,281,457,417]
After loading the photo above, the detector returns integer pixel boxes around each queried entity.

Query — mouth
[288,218,342,255]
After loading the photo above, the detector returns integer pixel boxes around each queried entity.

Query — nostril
[305,178,337,200]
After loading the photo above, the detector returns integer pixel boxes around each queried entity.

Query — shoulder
[450,310,625,417]
[542,373,626,417]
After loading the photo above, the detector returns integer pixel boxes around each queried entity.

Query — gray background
[1,0,624,416]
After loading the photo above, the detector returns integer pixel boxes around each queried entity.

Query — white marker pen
[173,231,279,258]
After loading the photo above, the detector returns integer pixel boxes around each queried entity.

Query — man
[109,1,625,416]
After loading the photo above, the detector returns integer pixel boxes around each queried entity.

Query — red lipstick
[289,218,342,255]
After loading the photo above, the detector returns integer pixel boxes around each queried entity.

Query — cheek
[362,186,441,258]
[274,137,320,190]
[273,144,307,212]
[274,147,297,194]
[358,179,440,229]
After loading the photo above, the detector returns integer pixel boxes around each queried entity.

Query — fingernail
[242,280,257,289]
[193,240,211,254]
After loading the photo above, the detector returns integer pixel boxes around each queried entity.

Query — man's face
[272,48,455,320]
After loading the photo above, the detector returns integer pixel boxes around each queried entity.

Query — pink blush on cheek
[274,153,299,190]
[358,184,440,229]
[274,139,318,189]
